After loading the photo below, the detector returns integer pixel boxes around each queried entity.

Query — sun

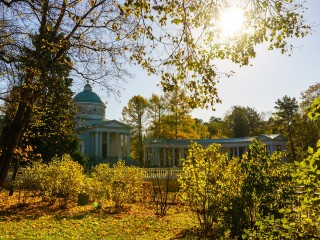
[219,7,245,38]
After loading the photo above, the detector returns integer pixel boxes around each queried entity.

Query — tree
[205,116,224,138]
[223,106,263,137]
[300,82,320,111]
[147,92,209,139]
[193,118,210,139]
[160,114,206,139]
[23,79,79,163]
[163,87,193,139]
[147,94,167,139]
[274,95,299,161]
[288,84,320,160]
[122,95,149,163]
[0,0,310,186]
[2,32,79,163]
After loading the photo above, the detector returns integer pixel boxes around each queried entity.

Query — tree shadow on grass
[174,227,222,240]
[0,195,97,222]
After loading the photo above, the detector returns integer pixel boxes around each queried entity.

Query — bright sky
[73,0,320,123]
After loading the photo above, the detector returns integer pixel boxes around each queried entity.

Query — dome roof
[73,83,103,104]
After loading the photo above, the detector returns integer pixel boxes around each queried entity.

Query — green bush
[89,161,146,208]
[227,140,297,239]
[233,140,320,239]
[178,142,243,235]
[88,163,113,204]
[41,154,84,202]
[14,161,45,204]
[14,154,85,205]
[111,161,146,208]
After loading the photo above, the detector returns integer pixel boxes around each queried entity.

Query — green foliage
[274,95,299,161]
[146,90,209,140]
[223,106,263,137]
[228,140,297,239]
[205,116,225,138]
[178,142,243,234]
[2,31,79,164]
[14,155,84,205]
[147,93,167,139]
[0,0,310,187]
[290,142,320,238]
[13,161,44,204]
[122,95,149,163]
[39,155,84,203]
[307,97,320,121]
[87,163,113,204]
[241,141,320,239]
[111,161,146,208]
[179,140,317,238]
[89,161,146,208]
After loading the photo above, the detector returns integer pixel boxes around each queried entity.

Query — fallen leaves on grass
[0,190,197,239]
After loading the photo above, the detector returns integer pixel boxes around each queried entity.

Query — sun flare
[219,7,244,38]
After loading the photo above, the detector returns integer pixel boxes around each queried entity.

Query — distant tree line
[122,83,320,163]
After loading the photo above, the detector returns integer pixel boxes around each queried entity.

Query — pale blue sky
[73,0,320,122]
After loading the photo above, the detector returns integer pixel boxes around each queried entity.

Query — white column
[116,133,120,159]
[95,131,99,157]
[127,134,130,157]
[99,131,102,157]
[155,147,161,167]
[163,148,167,167]
[152,147,155,165]
[107,132,110,158]
[124,134,127,157]
[172,148,175,167]
[120,133,123,158]
[178,148,182,167]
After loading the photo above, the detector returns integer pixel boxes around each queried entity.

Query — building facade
[73,83,131,165]
[144,134,286,167]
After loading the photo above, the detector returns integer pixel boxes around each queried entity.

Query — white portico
[74,83,131,165]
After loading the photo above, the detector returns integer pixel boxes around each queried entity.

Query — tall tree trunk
[0,102,32,188]
[9,156,19,196]
[288,124,296,162]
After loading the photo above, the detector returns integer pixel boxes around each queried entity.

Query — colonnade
[84,130,130,160]
[144,147,187,167]
[144,145,248,167]
[144,134,287,167]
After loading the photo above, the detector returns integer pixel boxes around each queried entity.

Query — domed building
[73,83,131,165]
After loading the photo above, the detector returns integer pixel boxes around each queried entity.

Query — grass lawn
[0,191,198,240]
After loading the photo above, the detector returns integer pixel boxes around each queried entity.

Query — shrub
[227,140,297,239]
[178,142,243,234]
[88,163,113,204]
[236,140,319,239]
[148,168,178,217]
[41,154,85,203]
[89,161,146,208]
[14,161,45,204]
[111,161,146,208]
[14,154,85,206]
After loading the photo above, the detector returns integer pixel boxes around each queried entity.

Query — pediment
[92,119,131,129]
[256,134,286,142]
